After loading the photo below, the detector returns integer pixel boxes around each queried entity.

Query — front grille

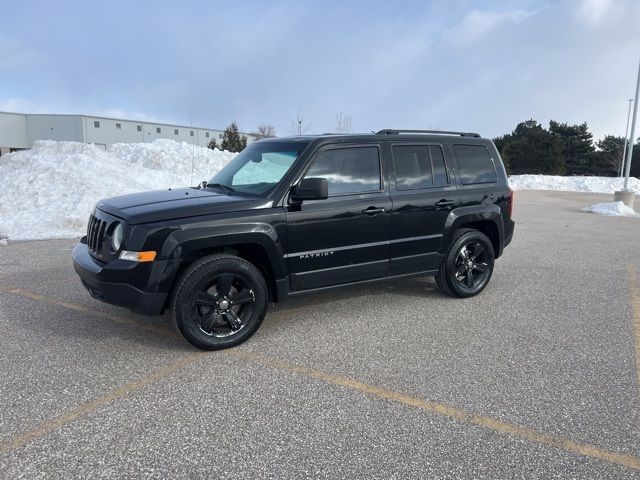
[87,214,107,255]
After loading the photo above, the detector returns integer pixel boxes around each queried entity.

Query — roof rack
[376,129,481,138]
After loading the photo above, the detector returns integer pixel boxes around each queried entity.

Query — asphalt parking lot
[1,190,639,479]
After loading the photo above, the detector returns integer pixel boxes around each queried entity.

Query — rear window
[453,144,497,185]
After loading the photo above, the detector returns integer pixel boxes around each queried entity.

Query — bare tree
[335,112,353,133]
[252,124,276,140]
[290,114,311,135]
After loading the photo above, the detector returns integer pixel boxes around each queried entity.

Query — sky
[1,0,639,141]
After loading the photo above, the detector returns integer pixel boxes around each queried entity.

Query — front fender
[161,222,287,278]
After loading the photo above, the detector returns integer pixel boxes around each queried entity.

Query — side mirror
[291,177,328,202]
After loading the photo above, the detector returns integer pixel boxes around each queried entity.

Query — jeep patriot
[73,129,515,349]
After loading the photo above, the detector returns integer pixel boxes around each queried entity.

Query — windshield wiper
[206,182,236,194]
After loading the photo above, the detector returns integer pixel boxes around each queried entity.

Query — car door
[285,144,392,292]
[387,142,459,276]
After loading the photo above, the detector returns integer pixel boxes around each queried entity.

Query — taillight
[507,188,514,219]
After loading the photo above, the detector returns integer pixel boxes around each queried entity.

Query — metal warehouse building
[0,111,255,156]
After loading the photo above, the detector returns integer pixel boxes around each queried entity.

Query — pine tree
[592,135,625,176]
[499,120,565,175]
[207,139,218,150]
[549,121,595,175]
[631,139,640,177]
[493,133,513,173]
[221,122,248,153]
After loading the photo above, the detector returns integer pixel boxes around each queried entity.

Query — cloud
[442,9,534,47]
[575,0,613,26]
[0,98,163,125]
[2,0,640,142]
[0,98,56,113]
[0,34,40,69]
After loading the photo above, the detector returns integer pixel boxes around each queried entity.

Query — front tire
[171,254,268,350]
[436,229,495,298]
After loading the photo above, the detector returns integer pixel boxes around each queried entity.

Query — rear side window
[392,144,448,190]
[454,144,497,185]
[305,146,381,196]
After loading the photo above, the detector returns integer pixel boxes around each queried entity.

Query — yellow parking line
[627,264,640,393]
[230,351,640,471]
[3,286,640,471]
[0,352,205,454]
[6,288,179,339]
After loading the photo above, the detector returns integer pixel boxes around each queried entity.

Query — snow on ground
[2,141,640,242]
[582,201,639,217]
[509,174,640,194]
[0,140,235,241]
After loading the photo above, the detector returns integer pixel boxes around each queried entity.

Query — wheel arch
[441,205,505,258]
[159,229,287,312]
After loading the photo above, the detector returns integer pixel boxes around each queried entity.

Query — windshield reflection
[209,141,309,197]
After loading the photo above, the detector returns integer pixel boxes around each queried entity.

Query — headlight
[111,223,123,251]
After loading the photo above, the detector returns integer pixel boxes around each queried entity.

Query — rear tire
[436,228,494,298]
[171,254,268,350]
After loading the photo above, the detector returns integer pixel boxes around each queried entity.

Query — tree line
[207,122,279,152]
[493,119,640,177]
[210,117,640,179]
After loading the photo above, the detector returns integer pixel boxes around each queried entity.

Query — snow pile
[582,201,638,217]
[0,140,235,241]
[3,140,640,242]
[108,139,232,186]
[509,175,640,194]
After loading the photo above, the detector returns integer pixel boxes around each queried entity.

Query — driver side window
[304,146,381,196]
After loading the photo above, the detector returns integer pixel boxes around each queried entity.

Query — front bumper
[72,243,170,315]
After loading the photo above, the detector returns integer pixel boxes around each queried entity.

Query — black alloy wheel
[193,273,256,337]
[436,228,495,298]
[453,241,491,290]
[172,254,268,350]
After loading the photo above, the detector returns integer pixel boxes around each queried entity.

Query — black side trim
[288,268,439,297]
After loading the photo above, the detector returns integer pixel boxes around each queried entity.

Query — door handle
[361,207,386,216]
[435,199,454,208]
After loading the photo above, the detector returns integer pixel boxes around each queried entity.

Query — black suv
[73,129,514,349]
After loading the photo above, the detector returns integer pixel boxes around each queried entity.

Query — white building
[0,112,255,156]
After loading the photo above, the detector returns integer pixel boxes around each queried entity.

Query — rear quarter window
[453,144,498,185]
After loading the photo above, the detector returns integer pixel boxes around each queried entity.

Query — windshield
[208,141,308,196]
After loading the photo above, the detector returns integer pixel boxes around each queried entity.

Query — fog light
[119,250,157,262]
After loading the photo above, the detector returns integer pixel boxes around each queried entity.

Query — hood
[97,187,271,224]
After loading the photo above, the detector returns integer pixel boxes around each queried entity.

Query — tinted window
[454,144,497,184]
[393,145,432,190]
[393,144,449,190]
[305,146,381,196]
